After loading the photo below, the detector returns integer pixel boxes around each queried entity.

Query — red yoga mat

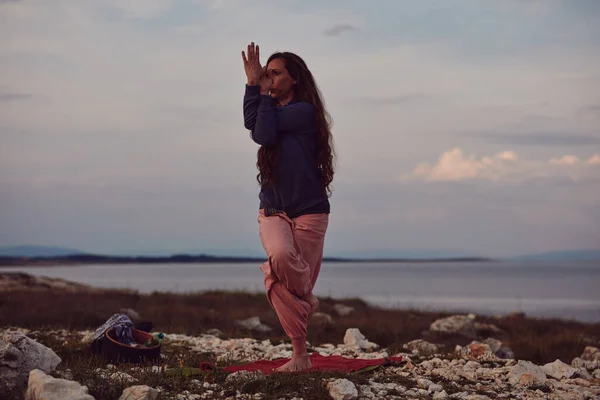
[222,353,403,375]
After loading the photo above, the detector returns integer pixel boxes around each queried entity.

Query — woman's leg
[258,211,312,298]
[257,210,329,372]
[292,213,329,313]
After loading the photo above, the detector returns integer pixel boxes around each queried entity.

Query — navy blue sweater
[243,85,330,218]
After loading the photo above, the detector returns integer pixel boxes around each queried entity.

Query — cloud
[324,24,358,36]
[587,154,600,165]
[549,154,600,166]
[549,155,580,166]
[404,148,600,183]
[469,132,600,146]
[407,148,518,182]
[0,93,32,102]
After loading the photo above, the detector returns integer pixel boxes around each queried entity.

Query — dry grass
[3,329,410,400]
[2,287,598,364]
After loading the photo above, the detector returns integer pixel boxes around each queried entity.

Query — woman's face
[266,58,296,100]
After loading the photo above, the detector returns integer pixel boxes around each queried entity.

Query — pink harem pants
[258,209,329,341]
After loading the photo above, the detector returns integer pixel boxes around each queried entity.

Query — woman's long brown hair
[256,52,335,197]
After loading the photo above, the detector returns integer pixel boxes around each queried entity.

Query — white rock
[333,304,354,316]
[368,381,386,392]
[449,391,469,399]
[1,334,62,393]
[429,314,477,338]
[119,385,159,400]
[311,312,333,324]
[343,328,378,350]
[25,369,94,400]
[481,337,503,353]
[593,369,600,379]
[110,372,137,383]
[225,370,266,383]
[571,356,600,371]
[343,328,366,346]
[429,383,444,393]
[581,346,600,361]
[234,317,271,332]
[463,395,491,400]
[507,360,547,386]
[433,390,449,399]
[542,359,579,379]
[464,361,481,371]
[417,378,434,389]
[404,339,439,356]
[358,385,374,399]
[431,357,445,366]
[326,378,358,400]
[571,357,585,368]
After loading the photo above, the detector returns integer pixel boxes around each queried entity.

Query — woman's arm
[243,85,268,131]
[245,93,315,146]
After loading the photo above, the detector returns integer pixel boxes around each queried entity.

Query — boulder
[571,356,600,371]
[481,338,502,353]
[333,304,355,316]
[119,385,159,400]
[234,317,271,333]
[542,359,579,380]
[343,328,378,351]
[433,390,449,399]
[429,314,477,338]
[25,369,94,400]
[496,346,515,360]
[507,360,547,386]
[481,337,514,359]
[311,312,334,324]
[403,339,439,356]
[581,346,600,361]
[326,378,358,400]
[1,334,61,393]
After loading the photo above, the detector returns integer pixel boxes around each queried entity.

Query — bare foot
[275,354,312,372]
[303,292,319,315]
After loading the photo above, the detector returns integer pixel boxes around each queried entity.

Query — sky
[1,0,599,258]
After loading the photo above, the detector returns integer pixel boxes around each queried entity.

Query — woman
[241,42,335,372]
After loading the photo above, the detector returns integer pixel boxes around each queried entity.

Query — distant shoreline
[0,253,495,267]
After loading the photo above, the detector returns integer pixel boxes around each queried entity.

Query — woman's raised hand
[242,42,263,86]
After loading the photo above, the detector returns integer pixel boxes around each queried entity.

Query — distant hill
[513,249,600,261]
[0,245,486,260]
[329,249,481,259]
[0,246,266,258]
[0,245,86,257]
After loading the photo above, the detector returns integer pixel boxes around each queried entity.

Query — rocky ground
[1,272,600,399]
[2,320,600,399]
